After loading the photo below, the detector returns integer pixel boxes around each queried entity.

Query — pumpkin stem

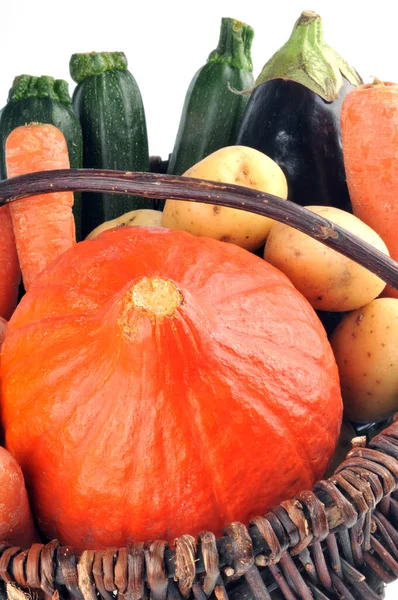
[126,277,183,318]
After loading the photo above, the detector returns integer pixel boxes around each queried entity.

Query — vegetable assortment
[0,8,398,556]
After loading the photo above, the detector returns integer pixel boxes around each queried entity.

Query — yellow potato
[86,209,163,239]
[330,298,398,423]
[263,205,389,312]
[161,146,288,251]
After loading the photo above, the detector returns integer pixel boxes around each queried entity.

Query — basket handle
[0,168,397,289]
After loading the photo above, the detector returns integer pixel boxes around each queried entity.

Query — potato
[263,205,389,312]
[330,298,398,423]
[86,209,163,239]
[161,146,288,251]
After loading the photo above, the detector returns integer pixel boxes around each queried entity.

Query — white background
[1,0,397,597]
[1,0,397,159]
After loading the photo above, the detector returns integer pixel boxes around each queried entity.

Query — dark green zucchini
[70,51,151,237]
[167,17,254,176]
[0,75,83,239]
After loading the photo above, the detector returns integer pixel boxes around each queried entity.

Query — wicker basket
[1,168,398,600]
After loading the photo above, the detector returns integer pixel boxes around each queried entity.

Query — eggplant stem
[0,168,397,290]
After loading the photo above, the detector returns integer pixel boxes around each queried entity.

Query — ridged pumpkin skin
[0,227,342,551]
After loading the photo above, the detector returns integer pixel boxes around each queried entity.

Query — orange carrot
[0,446,38,547]
[0,316,7,346]
[341,81,398,298]
[5,123,76,291]
[0,206,20,319]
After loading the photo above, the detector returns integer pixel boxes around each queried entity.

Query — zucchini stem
[207,17,254,72]
[70,52,128,83]
[8,75,72,105]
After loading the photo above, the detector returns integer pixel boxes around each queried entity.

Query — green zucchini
[70,51,151,237]
[167,17,254,176]
[0,75,83,239]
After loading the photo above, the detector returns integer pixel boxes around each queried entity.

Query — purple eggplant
[236,10,362,210]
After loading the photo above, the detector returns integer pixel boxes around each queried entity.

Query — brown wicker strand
[362,512,373,553]
[126,543,145,600]
[259,513,290,560]
[349,516,365,566]
[345,468,384,507]
[213,576,230,600]
[309,541,333,592]
[76,550,96,600]
[40,540,60,597]
[339,470,377,512]
[114,547,129,595]
[294,491,329,543]
[167,579,184,600]
[328,569,357,600]
[191,582,207,600]
[363,551,397,584]
[346,448,398,482]
[278,552,313,600]
[379,496,392,518]
[57,547,82,600]
[373,510,398,559]
[389,496,398,524]
[337,529,356,568]
[296,547,318,586]
[279,500,312,555]
[144,541,168,600]
[269,507,300,551]
[337,458,397,498]
[340,558,381,600]
[214,575,228,600]
[243,565,272,600]
[92,551,112,600]
[331,473,372,518]
[197,532,219,597]
[370,435,398,462]
[10,552,27,590]
[0,549,21,585]
[222,523,254,579]
[174,535,196,597]
[25,543,43,589]
[370,535,398,578]
[305,580,333,600]
[325,534,343,578]
[250,517,283,567]
[313,480,358,530]
[102,547,117,593]
[268,563,297,600]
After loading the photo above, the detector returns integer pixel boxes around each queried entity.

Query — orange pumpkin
[0,227,342,551]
